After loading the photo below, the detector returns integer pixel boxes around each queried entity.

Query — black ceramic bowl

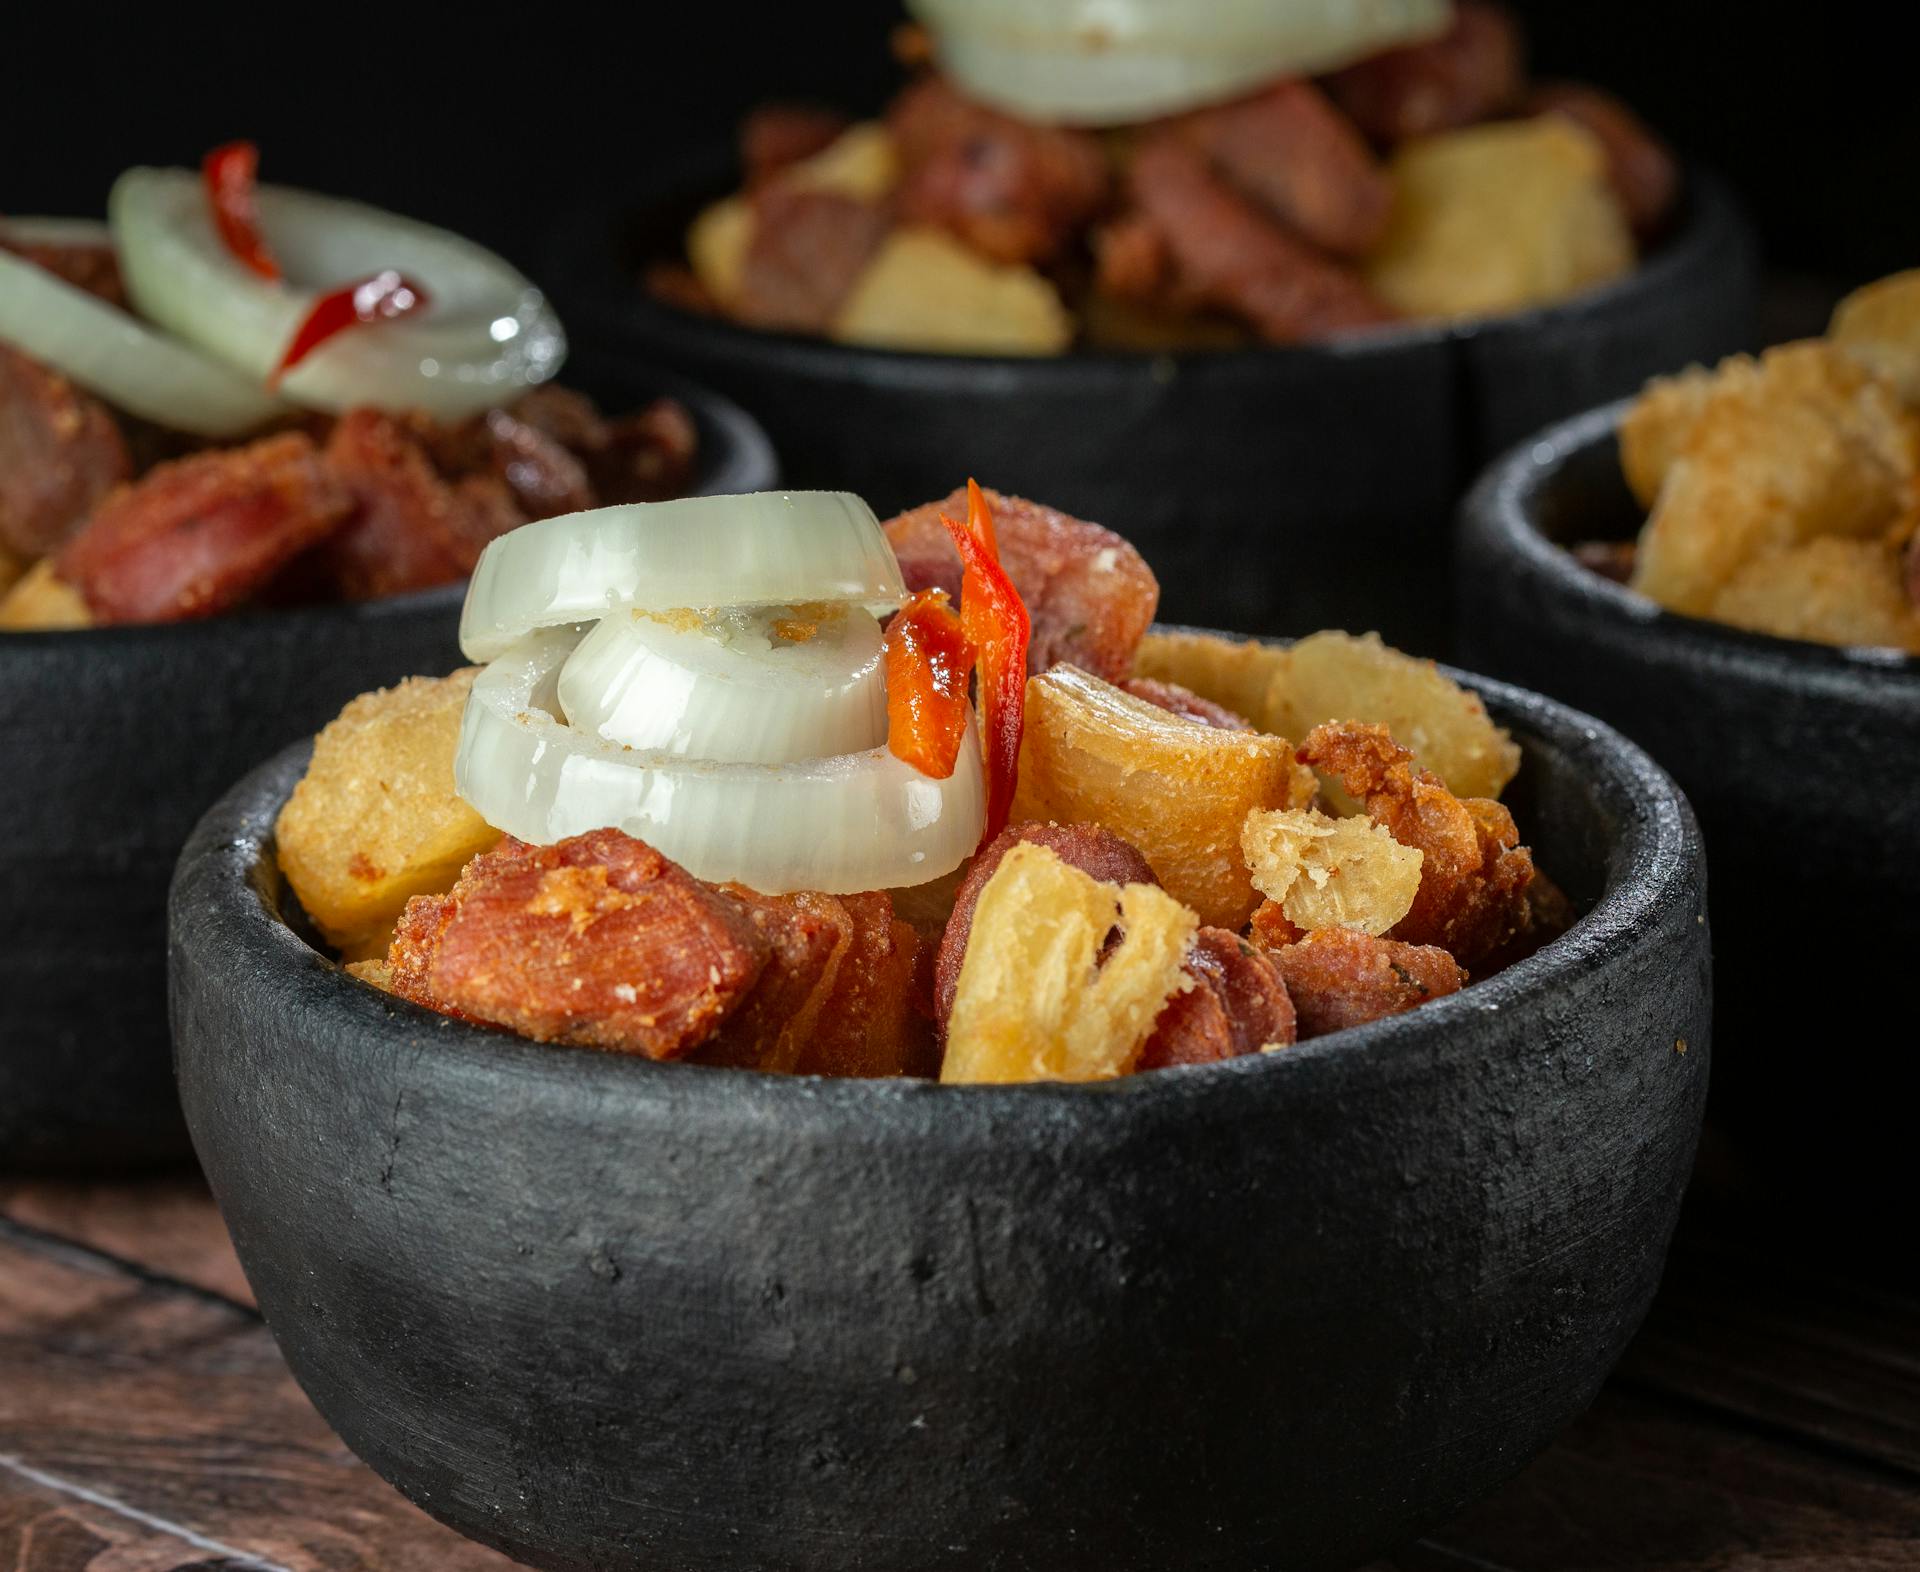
[542,147,1755,650]
[1456,403,1920,1203]
[0,370,775,1172]
[172,661,1709,1572]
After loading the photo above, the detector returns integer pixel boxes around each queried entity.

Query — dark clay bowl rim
[550,145,1742,387]
[179,639,1701,1127]
[0,366,778,657]
[1462,397,1920,683]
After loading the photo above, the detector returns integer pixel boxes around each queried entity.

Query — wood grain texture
[0,1179,252,1307]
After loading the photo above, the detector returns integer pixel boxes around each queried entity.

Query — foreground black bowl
[0,370,775,1171]
[1456,404,1919,1201]
[543,147,1754,650]
[172,660,1709,1572]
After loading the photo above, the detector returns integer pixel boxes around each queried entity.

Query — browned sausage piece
[0,344,130,557]
[741,104,855,187]
[1117,677,1254,731]
[735,185,893,335]
[888,75,1110,266]
[398,831,772,1059]
[1322,1,1526,145]
[1169,79,1393,258]
[884,485,1160,681]
[1263,926,1466,1038]
[1137,927,1297,1068]
[1527,81,1680,239]
[57,431,350,623]
[1126,136,1396,344]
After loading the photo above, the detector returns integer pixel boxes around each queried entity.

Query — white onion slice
[907,0,1449,124]
[459,492,907,663]
[558,604,888,764]
[109,166,565,419]
[457,629,984,893]
[0,240,290,437]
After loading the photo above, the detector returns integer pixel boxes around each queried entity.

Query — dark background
[3,4,1910,298]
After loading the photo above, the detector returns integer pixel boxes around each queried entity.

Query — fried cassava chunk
[941,842,1196,1084]
[1241,805,1424,936]
[0,557,92,630]
[276,670,500,952]
[885,485,1158,681]
[1011,665,1314,929]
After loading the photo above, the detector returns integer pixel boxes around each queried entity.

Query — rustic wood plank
[0,1178,253,1307]
[0,1222,514,1571]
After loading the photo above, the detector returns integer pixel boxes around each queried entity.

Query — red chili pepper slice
[271,270,431,385]
[884,588,976,780]
[202,141,281,281]
[940,479,1030,845]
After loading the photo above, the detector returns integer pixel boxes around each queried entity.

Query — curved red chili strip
[940,481,1030,845]
[885,588,975,780]
[202,141,281,282]
[271,270,431,385]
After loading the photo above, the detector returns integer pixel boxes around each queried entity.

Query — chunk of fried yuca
[1365,118,1634,320]
[0,557,92,630]
[1267,631,1521,801]
[1128,629,1292,733]
[1241,806,1424,936]
[941,842,1196,1084]
[831,228,1073,355]
[1710,536,1920,653]
[1619,363,1721,509]
[1630,342,1920,618]
[276,669,500,951]
[1830,269,1920,405]
[1010,664,1314,928]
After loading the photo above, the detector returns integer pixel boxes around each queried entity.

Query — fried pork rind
[830,228,1073,356]
[275,669,501,952]
[1297,721,1534,968]
[1131,629,1520,801]
[1365,118,1635,320]
[1829,269,1920,404]
[1711,537,1920,653]
[1241,807,1424,937]
[1259,926,1467,1039]
[1011,665,1314,928]
[1619,363,1721,510]
[1627,342,1920,629]
[940,842,1197,1084]
[0,557,93,630]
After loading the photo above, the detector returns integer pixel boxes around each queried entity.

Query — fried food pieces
[831,228,1074,354]
[1620,340,1920,651]
[1241,806,1424,936]
[0,344,129,558]
[0,557,92,630]
[884,486,1158,681]
[940,841,1197,1084]
[1136,926,1296,1069]
[275,669,501,955]
[1365,117,1634,320]
[1296,721,1534,968]
[1259,926,1466,1037]
[1012,665,1315,928]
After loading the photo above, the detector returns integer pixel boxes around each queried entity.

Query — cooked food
[1586,290,1920,654]
[0,148,698,631]
[282,482,1571,1084]
[652,2,1678,354]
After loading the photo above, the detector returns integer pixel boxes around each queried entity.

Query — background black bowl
[172,664,1709,1572]
[0,370,775,1172]
[542,147,1755,654]
[1456,404,1919,1225]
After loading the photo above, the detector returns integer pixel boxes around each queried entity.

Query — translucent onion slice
[907,0,1449,123]
[457,629,985,893]
[558,604,888,764]
[0,238,290,437]
[109,166,565,419]
[459,492,907,663]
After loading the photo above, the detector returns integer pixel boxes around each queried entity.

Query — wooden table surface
[2,1139,1915,1572]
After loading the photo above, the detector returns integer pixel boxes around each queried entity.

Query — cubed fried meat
[1124,136,1396,343]
[1296,721,1535,967]
[56,432,349,623]
[1257,923,1466,1037]
[884,485,1159,681]
[742,104,855,187]
[1167,79,1393,258]
[888,75,1110,266]
[0,344,130,557]
[1322,1,1526,145]
[735,185,892,335]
